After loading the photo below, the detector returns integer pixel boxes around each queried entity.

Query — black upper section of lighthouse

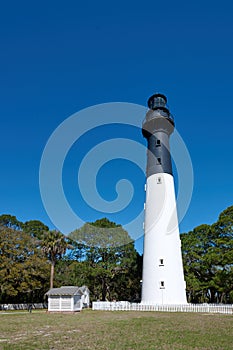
[142,93,174,177]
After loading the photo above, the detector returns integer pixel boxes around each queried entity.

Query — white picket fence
[92,301,233,314]
[0,303,47,311]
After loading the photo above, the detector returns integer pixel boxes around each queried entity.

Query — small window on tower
[157,177,162,184]
[156,139,161,147]
[159,259,164,266]
[160,281,165,289]
[157,157,161,165]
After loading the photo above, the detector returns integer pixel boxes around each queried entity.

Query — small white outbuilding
[46,286,90,312]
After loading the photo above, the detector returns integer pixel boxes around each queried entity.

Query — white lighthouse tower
[141,93,187,305]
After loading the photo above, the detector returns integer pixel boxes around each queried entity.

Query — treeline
[0,206,233,304]
[0,216,142,304]
[181,205,233,304]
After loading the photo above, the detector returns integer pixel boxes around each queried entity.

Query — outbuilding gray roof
[46,286,89,296]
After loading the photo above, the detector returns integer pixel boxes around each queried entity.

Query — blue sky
[1,1,233,253]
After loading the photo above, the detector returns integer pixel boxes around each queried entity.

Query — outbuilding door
[61,296,72,310]
[74,295,81,311]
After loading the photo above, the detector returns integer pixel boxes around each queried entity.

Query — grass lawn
[0,309,232,350]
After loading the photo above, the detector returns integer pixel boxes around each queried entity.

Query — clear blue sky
[1,1,233,254]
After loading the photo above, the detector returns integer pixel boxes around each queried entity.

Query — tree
[0,214,22,230]
[69,218,141,301]
[0,225,49,303]
[211,206,233,303]
[42,230,71,289]
[181,224,214,303]
[23,220,49,240]
[181,206,233,303]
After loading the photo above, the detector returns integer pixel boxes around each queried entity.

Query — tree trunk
[220,292,225,304]
[50,261,55,289]
[102,278,107,301]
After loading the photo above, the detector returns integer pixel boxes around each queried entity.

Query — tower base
[141,173,187,305]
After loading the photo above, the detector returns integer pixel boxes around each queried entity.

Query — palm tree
[42,230,71,289]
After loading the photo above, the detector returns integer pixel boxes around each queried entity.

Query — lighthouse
[141,93,187,305]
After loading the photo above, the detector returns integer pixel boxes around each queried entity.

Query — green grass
[0,309,232,350]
